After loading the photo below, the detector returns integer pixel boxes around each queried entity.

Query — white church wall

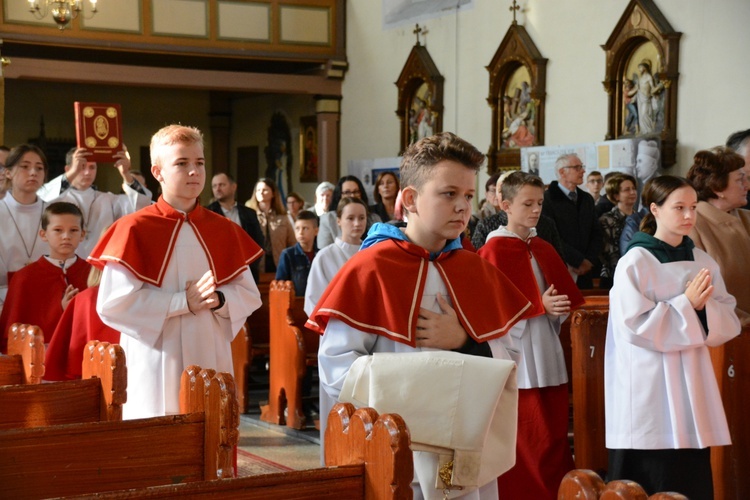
[341,0,750,190]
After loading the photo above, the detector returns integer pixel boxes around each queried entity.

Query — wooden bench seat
[0,365,238,499]
[0,339,126,430]
[61,402,413,500]
[558,469,688,500]
[0,323,45,385]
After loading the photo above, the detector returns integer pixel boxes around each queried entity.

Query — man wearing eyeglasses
[542,153,603,289]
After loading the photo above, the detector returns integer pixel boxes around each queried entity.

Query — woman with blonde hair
[246,177,296,272]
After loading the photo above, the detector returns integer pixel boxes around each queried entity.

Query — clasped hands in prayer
[685,268,713,311]
[185,270,221,313]
[542,285,571,317]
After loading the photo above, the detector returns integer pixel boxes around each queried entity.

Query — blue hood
[361,222,463,259]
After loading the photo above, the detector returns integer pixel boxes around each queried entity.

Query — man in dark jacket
[208,172,264,282]
[542,153,603,289]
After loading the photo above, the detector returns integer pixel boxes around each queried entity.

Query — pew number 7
[590,346,595,358]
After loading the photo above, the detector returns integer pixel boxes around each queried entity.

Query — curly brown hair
[686,146,745,202]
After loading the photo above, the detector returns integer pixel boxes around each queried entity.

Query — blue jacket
[275,242,318,297]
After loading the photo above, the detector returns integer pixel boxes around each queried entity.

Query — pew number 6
[728,364,735,378]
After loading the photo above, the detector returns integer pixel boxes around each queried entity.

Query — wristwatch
[211,291,226,311]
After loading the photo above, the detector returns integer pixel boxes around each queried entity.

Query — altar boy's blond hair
[400,132,485,191]
[150,125,204,167]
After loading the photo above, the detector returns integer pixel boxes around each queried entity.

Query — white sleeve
[97,262,189,347]
[611,254,738,353]
[216,268,263,341]
[489,325,521,364]
[304,253,329,317]
[701,256,742,347]
[37,174,66,202]
[318,318,378,399]
[113,183,153,218]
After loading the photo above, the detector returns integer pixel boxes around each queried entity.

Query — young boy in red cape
[0,201,90,352]
[88,125,263,420]
[44,266,120,381]
[307,132,534,499]
[478,171,585,500]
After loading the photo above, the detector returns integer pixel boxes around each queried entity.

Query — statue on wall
[265,112,293,200]
[624,58,665,136]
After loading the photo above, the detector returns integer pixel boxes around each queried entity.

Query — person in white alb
[37,145,152,257]
[0,145,51,314]
[89,125,263,419]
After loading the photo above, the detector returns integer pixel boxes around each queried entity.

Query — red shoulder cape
[306,238,533,347]
[0,256,91,351]
[88,196,263,287]
[44,285,120,381]
[478,234,585,315]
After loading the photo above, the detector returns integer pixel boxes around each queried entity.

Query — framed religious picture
[299,115,319,183]
[395,25,444,154]
[602,0,681,167]
[486,21,547,173]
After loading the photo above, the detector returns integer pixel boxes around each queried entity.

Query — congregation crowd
[1,124,748,500]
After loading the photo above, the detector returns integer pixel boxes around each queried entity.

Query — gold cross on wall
[509,0,520,23]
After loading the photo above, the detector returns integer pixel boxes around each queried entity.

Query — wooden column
[209,92,232,175]
[0,54,7,145]
[315,96,341,184]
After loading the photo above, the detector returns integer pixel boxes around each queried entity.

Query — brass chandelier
[28,0,98,30]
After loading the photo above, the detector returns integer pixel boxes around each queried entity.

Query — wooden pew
[231,322,249,413]
[0,323,45,385]
[708,325,750,500]
[0,340,126,430]
[558,470,688,500]
[260,280,319,430]
[0,365,238,498]
[63,402,413,499]
[569,296,610,474]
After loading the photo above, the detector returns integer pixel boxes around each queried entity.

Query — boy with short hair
[0,201,90,350]
[307,132,533,499]
[89,124,263,419]
[478,171,585,500]
[275,210,319,296]
[586,170,604,204]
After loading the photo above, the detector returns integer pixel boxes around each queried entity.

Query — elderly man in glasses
[542,153,603,289]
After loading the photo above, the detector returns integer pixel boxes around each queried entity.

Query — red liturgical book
[74,102,123,162]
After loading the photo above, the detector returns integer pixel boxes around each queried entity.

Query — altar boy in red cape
[478,172,585,500]
[307,132,534,499]
[89,125,263,420]
[0,201,90,352]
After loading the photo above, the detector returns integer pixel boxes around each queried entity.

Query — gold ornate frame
[486,22,547,173]
[602,0,681,167]
[395,42,444,155]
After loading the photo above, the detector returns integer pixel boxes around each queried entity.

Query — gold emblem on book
[108,137,119,148]
[94,116,109,140]
[106,107,118,118]
[83,106,94,118]
[85,137,97,147]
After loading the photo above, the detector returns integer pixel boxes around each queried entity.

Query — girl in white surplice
[604,175,740,499]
